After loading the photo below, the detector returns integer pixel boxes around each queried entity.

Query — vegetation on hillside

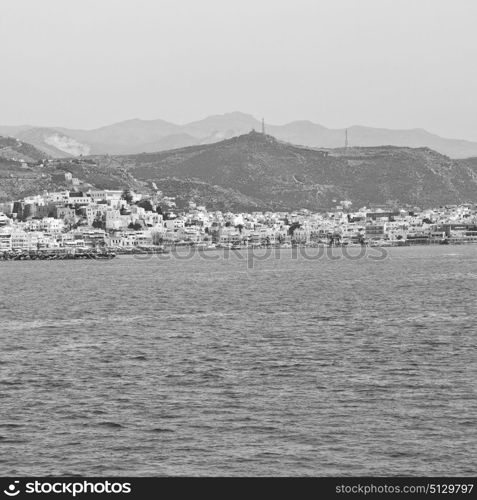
[2,132,477,210]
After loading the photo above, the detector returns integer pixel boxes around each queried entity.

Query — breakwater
[0,250,116,261]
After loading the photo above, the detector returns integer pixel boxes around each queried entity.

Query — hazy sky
[1,0,477,139]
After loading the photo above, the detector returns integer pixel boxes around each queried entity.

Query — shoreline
[2,238,476,261]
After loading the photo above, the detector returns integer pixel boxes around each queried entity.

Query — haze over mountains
[2,112,477,159]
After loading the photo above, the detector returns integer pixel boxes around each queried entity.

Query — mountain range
[2,112,477,159]
[2,131,477,211]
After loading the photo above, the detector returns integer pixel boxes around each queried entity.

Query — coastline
[2,238,476,261]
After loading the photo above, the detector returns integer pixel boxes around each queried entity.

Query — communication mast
[345,129,349,148]
[261,118,265,135]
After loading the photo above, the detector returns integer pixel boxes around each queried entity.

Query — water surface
[0,246,476,475]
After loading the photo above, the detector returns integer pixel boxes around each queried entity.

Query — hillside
[16,128,91,157]
[0,157,61,202]
[0,136,49,163]
[0,155,147,203]
[113,131,477,210]
[2,132,477,210]
[4,112,477,158]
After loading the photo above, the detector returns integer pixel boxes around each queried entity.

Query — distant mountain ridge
[2,112,477,159]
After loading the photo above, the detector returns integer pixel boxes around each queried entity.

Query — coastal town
[1,175,477,258]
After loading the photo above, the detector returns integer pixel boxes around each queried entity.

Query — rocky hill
[112,131,477,210]
[0,154,145,203]
[2,132,477,211]
[0,136,49,163]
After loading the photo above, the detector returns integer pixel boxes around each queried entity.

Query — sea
[0,245,476,476]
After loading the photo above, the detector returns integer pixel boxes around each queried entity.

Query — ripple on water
[0,246,476,476]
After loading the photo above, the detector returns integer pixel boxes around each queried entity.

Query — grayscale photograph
[0,0,476,491]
